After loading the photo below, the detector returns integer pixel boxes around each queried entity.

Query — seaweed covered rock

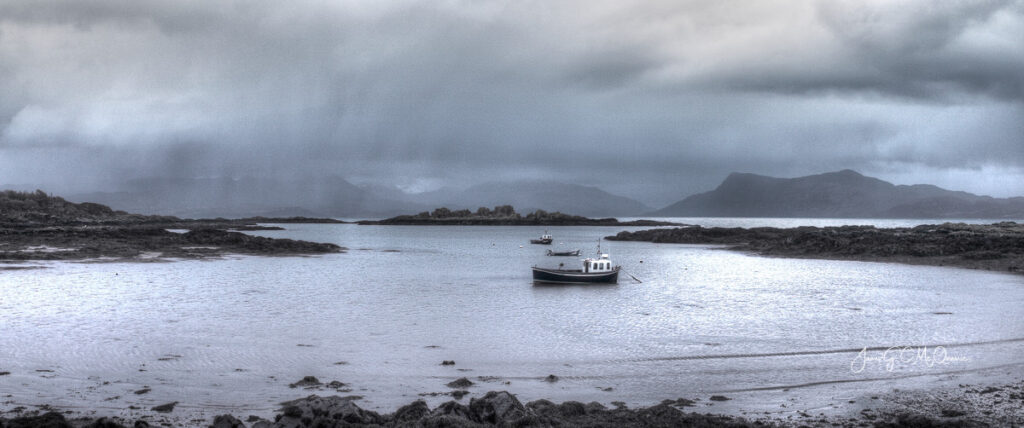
[467,391,528,424]
[276,395,382,425]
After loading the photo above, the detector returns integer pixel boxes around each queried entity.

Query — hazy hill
[651,170,1024,219]
[70,176,419,218]
[67,177,647,218]
[407,181,651,217]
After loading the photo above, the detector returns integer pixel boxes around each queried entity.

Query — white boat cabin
[582,254,614,273]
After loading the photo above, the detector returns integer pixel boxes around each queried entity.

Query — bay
[1,221,1022,421]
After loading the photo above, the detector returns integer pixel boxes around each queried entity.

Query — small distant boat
[546,249,580,257]
[532,244,619,284]
[530,231,553,245]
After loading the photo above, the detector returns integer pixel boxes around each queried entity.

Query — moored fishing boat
[532,251,619,284]
[530,231,553,245]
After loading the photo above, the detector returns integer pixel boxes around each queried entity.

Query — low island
[0,190,344,262]
[607,222,1024,274]
[358,205,682,226]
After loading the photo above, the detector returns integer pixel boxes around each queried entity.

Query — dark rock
[281,406,302,418]
[2,412,74,428]
[468,391,528,424]
[940,409,966,417]
[416,414,481,428]
[132,421,150,428]
[451,390,470,400]
[525,399,556,412]
[0,371,9,376]
[709,395,732,401]
[552,401,587,418]
[151,402,177,413]
[441,360,455,366]
[210,414,245,428]
[392,399,430,422]
[278,395,382,425]
[668,398,697,407]
[325,380,346,389]
[288,376,321,388]
[428,401,473,420]
[133,388,150,395]
[86,417,128,428]
[446,377,474,388]
[543,374,559,383]
[877,412,965,427]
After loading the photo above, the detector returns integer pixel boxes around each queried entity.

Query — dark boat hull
[546,249,580,256]
[532,267,619,284]
[530,239,553,245]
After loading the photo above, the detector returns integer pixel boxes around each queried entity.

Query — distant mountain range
[651,169,1024,219]
[67,177,650,218]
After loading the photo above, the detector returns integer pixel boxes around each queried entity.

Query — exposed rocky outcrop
[607,222,1024,273]
[0,227,343,261]
[0,190,344,261]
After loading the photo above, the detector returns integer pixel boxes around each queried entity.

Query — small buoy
[639,260,643,263]
[519,245,523,248]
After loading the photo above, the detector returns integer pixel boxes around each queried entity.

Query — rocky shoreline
[0,226,343,261]
[0,191,345,261]
[606,222,1024,274]
[2,378,1022,427]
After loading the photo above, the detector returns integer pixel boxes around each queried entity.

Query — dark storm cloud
[0,0,1022,203]
[686,0,1024,102]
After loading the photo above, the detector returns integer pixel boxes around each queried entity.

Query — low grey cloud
[0,0,1022,205]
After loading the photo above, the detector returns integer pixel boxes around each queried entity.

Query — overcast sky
[0,0,1022,206]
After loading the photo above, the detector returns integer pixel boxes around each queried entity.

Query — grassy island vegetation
[358,205,681,226]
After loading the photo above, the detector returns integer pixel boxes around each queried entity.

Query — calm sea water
[1,220,1023,422]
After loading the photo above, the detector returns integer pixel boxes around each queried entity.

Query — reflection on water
[1,223,1023,419]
